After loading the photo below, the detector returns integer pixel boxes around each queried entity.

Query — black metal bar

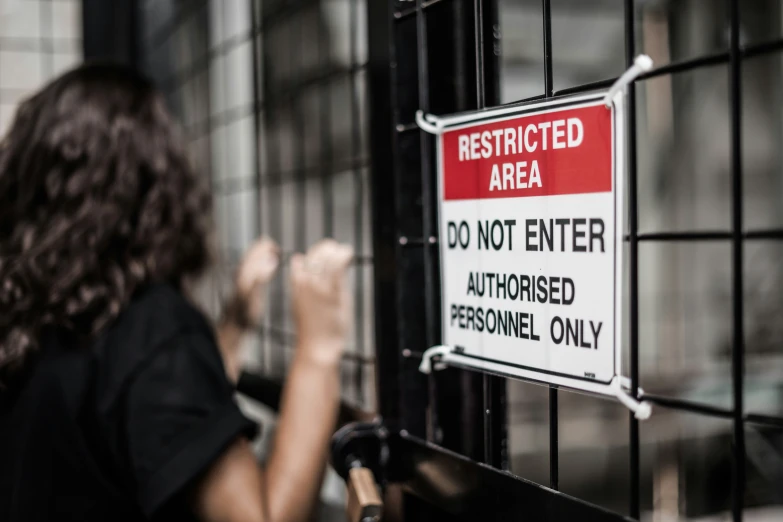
[744,412,783,429]
[351,0,366,405]
[640,51,730,78]
[319,1,334,237]
[624,0,640,518]
[743,228,783,239]
[542,0,553,98]
[413,0,436,442]
[416,0,435,359]
[200,0,221,327]
[541,0,559,492]
[484,0,507,471]
[249,0,263,245]
[641,394,735,419]
[388,432,635,522]
[367,0,402,425]
[555,37,783,98]
[621,230,783,242]
[414,0,441,443]
[395,0,452,21]
[553,78,616,97]
[482,374,494,465]
[729,1,745,521]
[743,37,783,58]
[471,0,495,468]
[629,231,731,242]
[215,1,237,269]
[260,14,285,376]
[394,6,418,21]
[293,17,306,253]
[473,0,486,109]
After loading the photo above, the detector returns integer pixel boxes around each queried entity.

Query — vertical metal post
[474,0,486,109]
[203,2,219,323]
[415,0,441,441]
[293,16,306,252]
[351,0,365,405]
[367,0,401,425]
[472,0,495,467]
[729,1,745,520]
[541,0,558,492]
[624,0,641,518]
[250,0,263,239]
[249,0,266,371]
[261,15,283,376]
[320,0,334,238]
[415,0,435,349]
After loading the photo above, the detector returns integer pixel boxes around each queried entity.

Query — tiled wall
[0,0,82,134]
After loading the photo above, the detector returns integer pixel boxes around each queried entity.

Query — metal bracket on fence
[418,345,452,373]
[610,376,652,420]
[415,110,444,135]
[603,54,654,108]
[419,345,653,420]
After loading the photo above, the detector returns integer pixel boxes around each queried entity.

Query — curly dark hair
[0,63,212,385]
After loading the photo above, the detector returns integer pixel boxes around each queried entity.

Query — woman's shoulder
[93,283,215,393]
[119,283,210,336]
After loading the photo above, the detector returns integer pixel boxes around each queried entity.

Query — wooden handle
[346,467,382,522]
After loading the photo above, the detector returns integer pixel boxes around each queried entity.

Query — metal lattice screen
[375,0,783,520]
[135,0,783,520]
[137,0,375,413]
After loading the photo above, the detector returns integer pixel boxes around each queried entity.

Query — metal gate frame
[366,1,783,521]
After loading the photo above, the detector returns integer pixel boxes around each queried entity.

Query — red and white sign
[436,94,625,393]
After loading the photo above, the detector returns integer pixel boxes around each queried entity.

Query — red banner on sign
[441,104,612,201]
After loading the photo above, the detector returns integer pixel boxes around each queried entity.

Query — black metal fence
[369,0,783,520]
[127,0,783,520]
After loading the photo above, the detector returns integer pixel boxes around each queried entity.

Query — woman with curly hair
[0,63,354,522]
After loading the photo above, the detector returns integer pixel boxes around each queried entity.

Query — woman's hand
[290,239,353,366]
[226,237,280,329]
[218,237,279,382]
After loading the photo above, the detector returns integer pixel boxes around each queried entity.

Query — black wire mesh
[138,0,375,410]
[135,0,783,519]
[381,0,783,520]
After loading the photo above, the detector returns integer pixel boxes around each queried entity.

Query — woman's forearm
[265,341,341,522]
[216,318,246,383]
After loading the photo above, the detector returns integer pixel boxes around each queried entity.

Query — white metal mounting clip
[418,345,452,374]
[611,377,652,420]
[603,54,654,108]
[415,110,444,135]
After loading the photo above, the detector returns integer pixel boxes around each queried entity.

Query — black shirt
[0,284,257,522]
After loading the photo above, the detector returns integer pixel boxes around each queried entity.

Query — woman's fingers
[237,237,280,293]
[303,239,353,284]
